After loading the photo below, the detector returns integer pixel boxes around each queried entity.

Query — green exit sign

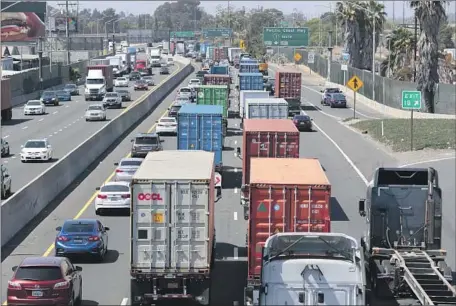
[401,90,422,110]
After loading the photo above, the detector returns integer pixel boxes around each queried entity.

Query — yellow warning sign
[240,40,245,50]
[294,53,302,62]
[274,228,281,234]
[347,75,363,92]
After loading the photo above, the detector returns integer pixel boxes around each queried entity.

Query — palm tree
[336,1,363,68]
[410,1,447,113]
[381,27,415,79]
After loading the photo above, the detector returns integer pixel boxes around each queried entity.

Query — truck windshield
[267,234,356,262]
[86,79,104,85]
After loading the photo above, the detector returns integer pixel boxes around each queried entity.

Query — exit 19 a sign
[401,90,422,110]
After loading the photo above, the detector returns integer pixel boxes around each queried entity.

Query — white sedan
[85,104,107,121]
[24,100,46,115]
[95,181,131,215]
[114,77,129,87]
[155,117,178,135]
[20,139,53,162]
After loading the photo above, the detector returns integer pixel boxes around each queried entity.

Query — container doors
[289,187,331,232]
[169,182,210,270]
[131,182,170,270]
[200,114,223,166]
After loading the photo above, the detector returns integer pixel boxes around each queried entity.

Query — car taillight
[121,194,130,199]
[97,194,107,199]
[116,169,123,173]
[88,236,100,241]
[57,236,69,241]
[54,281,70,290]
[8,281,22,290]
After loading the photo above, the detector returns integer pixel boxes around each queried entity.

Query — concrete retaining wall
[1,57,194,247]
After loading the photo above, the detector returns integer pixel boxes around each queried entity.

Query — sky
[50,1,456,21]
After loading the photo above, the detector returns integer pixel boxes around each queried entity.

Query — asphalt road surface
[1,62,180,200]
[1,63,454,306]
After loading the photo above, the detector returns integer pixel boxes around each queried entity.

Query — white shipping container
[239,90,270,118]
[245,98,289,119]
[131,150,215,275]
[89,58,110,66]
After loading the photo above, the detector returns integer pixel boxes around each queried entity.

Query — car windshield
[105,93,118,97]
[88,105,103,111]
[135,136,158,145]
[86,79,104,85]
[27,101,41,106]
[15,266,62,281]
[62,222,95,233]
[101,184,130,192]
[295,115,310,120]
[136,80,145,84]
[332,93,346,99]
[24,141,45,148]
[160,118,176,123]
[64,84,76,89]
[42,92,54,97]
[180,88,191,93]
[171,106,181,112]
[56,91,66,95]
[120,160,142,167]
[325,88,340,93]
[117,78,126,81]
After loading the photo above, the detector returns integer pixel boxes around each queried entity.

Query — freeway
[1,62,454,306]
[1,62,181,200]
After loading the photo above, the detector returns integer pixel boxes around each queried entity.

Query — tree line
[51,0,455,112]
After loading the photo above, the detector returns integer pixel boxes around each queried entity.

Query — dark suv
[7,257,83,306]
[131,133,162,158]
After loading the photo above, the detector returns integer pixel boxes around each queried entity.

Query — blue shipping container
[239,73,264,91]
[127,47,137,54]
[210,65,229,75]
[240,58,258,64]
[200,43,207,54]
[239,63,260,73]
[178,104,224,169]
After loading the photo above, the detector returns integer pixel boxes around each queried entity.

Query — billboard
[49,17,78,33]
[1,1,46,42]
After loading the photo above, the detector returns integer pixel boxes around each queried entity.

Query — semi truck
[1,78,12,121]
[106,55,123,77]
[274,70,302,116]
[228,47,241,66]
[176,41,185,55]
[130,150,216,306]
[358,167,456,305]
[258,232,367,305]
[149,47,161,67]
[243,157,332,305]
[84,65,114,101]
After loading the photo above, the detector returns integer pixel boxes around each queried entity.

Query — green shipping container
[196,85,229,118]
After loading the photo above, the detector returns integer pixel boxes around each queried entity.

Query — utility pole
[37,37,44,90]
[57,1,77,64]
[413,12,418,82]
[327,30,333,82]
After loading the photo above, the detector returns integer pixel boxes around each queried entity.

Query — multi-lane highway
[1,63,180,198]
[1,61,454,306]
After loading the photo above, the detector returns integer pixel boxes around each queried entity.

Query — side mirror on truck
[358,199,366,217]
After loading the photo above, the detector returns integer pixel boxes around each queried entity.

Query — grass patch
[351,119,456,152]
[342,117,358,122]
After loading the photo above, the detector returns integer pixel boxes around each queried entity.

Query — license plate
[167,283,178,289]
[32,290,43,297]
[109,197,120,201]
[300,122,304,125]
[73,239,83,243]
[153,213,164,223]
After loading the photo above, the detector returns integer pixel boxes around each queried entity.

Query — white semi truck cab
[255,232,367,306]
[85,70,106,101]
[149,48,161,67]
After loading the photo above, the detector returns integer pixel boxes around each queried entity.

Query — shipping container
[196,85,229,118]
[239,73,263,91]
[130,150,215,304]
[203,74,231,86]
[221,46,229,59]
[127,47,137,54]
[274,70,302,116]
[178,104,224,171]
[210,65,229,75]
[89,58,110,66]
[241,119,300,187]
[244,98,288,120]
[213,48,223,62]
[170,41,175,54]
[239,63,260,73]
[247,157,331,281]
[239,90,270,118]
[240,58,259,65]
[207,47,214,60]
[1,78,12,121]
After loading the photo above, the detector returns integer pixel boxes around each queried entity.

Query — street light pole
[372,14,375,101]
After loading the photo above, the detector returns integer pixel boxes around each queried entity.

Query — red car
[7,257,83,306]
[134,80,148,91]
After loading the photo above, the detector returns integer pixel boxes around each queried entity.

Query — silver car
[114,157,144,181]
[142,76,155,86]
[85,104,107,121]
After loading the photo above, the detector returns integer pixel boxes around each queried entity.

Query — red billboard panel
[1,1,46,42]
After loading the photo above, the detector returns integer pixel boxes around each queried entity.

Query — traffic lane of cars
[1,66,179,199]
[0,69,198,305]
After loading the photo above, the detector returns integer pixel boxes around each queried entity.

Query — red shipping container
[242,119,300,186]
[203,74,231,86]
[247,157,331,282]
[274,70,302,99]
[213,48,224,62]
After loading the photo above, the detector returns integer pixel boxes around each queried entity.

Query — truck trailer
[274,70,302,116]
[1,78,12,121]
[130,150,216,306]
[358,167,456,305]
[244,157,332,305]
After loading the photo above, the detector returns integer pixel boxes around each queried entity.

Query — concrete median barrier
[1,57,194,247]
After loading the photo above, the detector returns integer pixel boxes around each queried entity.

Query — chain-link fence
[278,48,455,115]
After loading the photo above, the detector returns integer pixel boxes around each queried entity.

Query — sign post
[346,75,364,119]
[341,52,350,87]
[401,90,422,151]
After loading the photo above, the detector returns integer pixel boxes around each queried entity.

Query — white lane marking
[11,156,16,159]
[233,247,239,260]
[3,160,8,164]
[312,121,369,186]
[59,129,63,132]
[399,156,456,168]
[38,118,44,122]
[3,135,9,139]
[52,111,58,115]
[234,140,237,145]
[49,134,53,137]
[120,298,128,306]
[54,131,58,135]
[233,152,237,157]
[22,126,28,130]
[234,187,238,194]
[65,105,69,108]
[234,212,238,221]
